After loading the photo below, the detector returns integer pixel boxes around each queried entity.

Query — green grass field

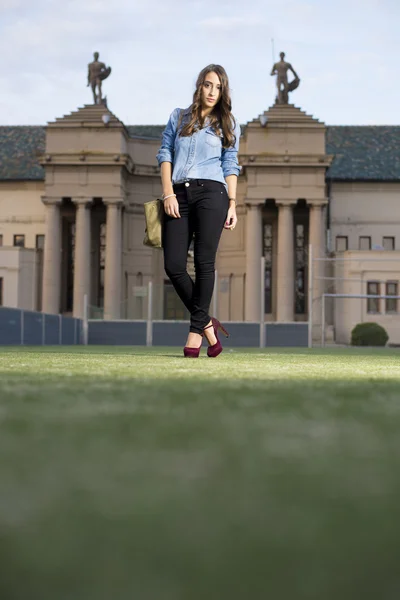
[1,345,400,600]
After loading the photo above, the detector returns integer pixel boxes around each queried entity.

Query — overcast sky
[0,0,399,126]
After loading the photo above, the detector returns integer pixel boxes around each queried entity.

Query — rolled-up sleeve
[156,108,180,166]
[221,118,241,178]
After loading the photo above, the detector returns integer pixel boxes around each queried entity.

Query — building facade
[0,102,399,344]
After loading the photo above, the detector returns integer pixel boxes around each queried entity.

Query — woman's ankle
[203,323,217,346]
[185,332,203,348]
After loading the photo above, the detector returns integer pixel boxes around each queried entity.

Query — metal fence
[87,320,308,347]
[85,258,310,349]
[86,278,308,349]
[309,252,400,346]
[0,307,82,346]
[4,247,397,349]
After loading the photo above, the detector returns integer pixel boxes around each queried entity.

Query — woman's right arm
[161,162,180,218]
[156,108,181,218]
[160,161,174,198]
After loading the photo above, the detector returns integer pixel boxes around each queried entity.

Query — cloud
[0,0,399,126]
[0,0,25,11]
[199,15,264,31]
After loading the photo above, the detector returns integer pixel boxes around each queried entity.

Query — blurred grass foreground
[1,346,400,600]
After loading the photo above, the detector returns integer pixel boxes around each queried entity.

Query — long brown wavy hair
[179,64,236,148]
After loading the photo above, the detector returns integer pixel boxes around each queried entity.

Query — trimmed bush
[351,322,389,347]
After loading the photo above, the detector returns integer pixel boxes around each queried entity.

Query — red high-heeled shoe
[204,317,229,358]
[183,334,203,358]
[183,345,201,358]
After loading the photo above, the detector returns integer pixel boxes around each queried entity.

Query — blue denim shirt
[156,107,241,185]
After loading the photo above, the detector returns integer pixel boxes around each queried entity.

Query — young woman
[156,64,240,358]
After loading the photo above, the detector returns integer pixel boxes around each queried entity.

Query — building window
[386,282,398,313]
[13,235,25,248]
[163,280,189,320]
[367,281,380,314]
[36,234,45,250]
[295,223,307,314]
[99,223,106,309]
[383,237,395,251]
[65,222,75,313]
[0,234,3,246]
[336,236,348,251]
[0,277,3,306]
[359,236,371,250]
[263,223,273,313]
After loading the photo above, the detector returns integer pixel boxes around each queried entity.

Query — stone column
[276,200,296,322]
[41,197,62,314]
[308,201,326,264]
[245,203,263,321]
[308,200,328,333]
[72,198,92,318]
[104,198,123,320]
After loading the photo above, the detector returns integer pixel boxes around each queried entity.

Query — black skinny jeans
[163,179,229,334]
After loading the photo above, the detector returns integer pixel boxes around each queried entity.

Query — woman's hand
[224,202,237,230]
[163,195,181,219]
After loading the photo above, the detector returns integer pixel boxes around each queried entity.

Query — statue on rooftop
[87,52,112,105]
[270,52,300,105]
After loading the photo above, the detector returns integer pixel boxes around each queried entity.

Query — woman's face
[201,71,221,110]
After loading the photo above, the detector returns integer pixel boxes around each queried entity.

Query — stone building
[0,102,399,344]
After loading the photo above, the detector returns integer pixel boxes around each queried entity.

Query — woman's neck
[201,106,213,119]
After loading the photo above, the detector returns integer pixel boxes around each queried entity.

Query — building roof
[1,123,400,182]
[0,126,46,181]
[125,125,164,139]
[326,126,400,181]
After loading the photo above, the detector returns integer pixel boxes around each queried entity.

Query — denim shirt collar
[182,107,212,127]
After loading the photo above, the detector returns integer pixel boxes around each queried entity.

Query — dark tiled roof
[1,124,400,181]
[0,126,45,180]
[126,125,164,139]
[0,125,165,181]
[326,126,400,181]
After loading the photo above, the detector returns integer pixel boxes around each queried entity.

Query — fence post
[82,294,88,345]
[260,256,265,348]
[42,313,45,345]
[308,243,313,348]
[59,314,62,345]
[321,294,326,348]
[146,281,153,347]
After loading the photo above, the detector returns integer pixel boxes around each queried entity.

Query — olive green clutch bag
[143,199,164,248]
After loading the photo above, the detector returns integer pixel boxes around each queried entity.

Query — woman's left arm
[222,119,241,230]
[224,175,238,230]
